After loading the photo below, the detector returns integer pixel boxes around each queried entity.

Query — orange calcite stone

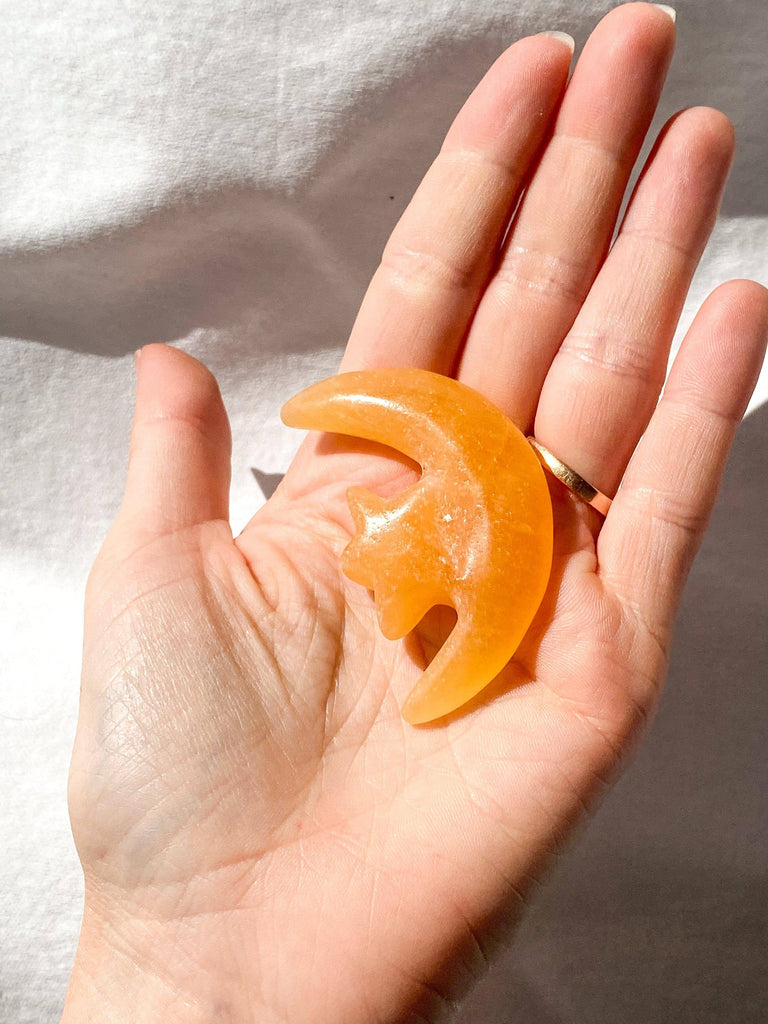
[281,369,553,724]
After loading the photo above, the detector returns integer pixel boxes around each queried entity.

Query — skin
[62,5,768,1023]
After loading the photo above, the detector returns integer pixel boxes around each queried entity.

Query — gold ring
[527,438,612,516]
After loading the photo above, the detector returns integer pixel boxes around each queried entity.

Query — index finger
[340,33,574,374]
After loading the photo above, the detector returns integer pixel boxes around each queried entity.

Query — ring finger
[533,104,735,508]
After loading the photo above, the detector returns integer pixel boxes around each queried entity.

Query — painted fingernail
[538,31,575,53]
[652,4,677,22]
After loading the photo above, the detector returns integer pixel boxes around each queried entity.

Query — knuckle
[380,239,476,293]
[491,244,589,304]
[559,326,657,385]
[624,484,710,537]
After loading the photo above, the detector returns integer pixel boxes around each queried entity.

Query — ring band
[527,438,612,516]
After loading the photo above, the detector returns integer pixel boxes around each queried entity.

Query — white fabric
[1,1,766,1021]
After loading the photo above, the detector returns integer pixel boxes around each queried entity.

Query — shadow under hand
[455,403,768,1023]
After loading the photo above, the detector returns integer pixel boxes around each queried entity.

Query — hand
[63,5,768,1022]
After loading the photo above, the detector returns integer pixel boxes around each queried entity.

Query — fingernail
[134,347,143,368]
[652,4,677,22]
[538,31,575,53]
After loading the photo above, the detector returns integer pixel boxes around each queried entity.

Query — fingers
[598,280,768,640]
[340,32,573,374]
[118,344,232,537]
[459,2,676,425]
[533,105,735,497]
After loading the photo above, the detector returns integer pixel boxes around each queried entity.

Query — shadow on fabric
[456,403,768,1023]
[1,0,766,357]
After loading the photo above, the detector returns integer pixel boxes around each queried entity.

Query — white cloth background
[1,1,766,1021]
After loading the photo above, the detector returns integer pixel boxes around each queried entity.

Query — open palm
[65,6,768,1023]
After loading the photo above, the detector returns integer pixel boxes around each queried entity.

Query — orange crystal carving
[282,369,553,724]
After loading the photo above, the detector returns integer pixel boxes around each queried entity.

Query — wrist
[61,899,264,1024]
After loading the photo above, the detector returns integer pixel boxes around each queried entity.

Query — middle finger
[458,2,676,429]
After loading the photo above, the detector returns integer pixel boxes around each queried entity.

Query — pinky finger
[598,279,768,645]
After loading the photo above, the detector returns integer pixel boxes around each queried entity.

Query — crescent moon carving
[281,369,553,724]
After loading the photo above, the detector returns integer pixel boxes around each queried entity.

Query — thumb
[117,343,232,538]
